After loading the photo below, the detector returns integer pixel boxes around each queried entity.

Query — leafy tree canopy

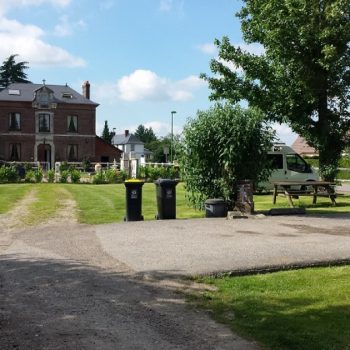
[134,124,158,145]
[180,104,275,209]
[0,54,31,87]
[202,0,350,180]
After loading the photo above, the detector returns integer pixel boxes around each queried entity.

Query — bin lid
[154,178,179,186]
[124,179,144,187]
[205,198,226,205]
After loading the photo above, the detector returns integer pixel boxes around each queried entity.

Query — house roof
[0,83,98,106]
[291,136,318,155]
[95,136,123,154]
[112,133,144,145]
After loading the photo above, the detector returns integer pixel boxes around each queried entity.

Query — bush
[70,169,81,184]
[47,169,55,183]
[34,168,43,183]
[81,159,91,172]
[138,165,180,182]
[25,170,35,183]
[59,170,69,183]
[104,169,119,183]
[59,162,69,172]
[181,104,275,209]
[0,165,19,183]
[92,171,106,184]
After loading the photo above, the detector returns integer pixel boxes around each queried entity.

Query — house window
[39,113,50,132]
[9,143,21,161]
[67,115,78,132]
[67,144,78,161]
[130,144,135,152]
[9,112,21,131]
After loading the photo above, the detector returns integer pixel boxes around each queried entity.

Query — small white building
[112,130,152,176]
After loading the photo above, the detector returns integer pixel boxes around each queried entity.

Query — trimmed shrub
[70,169,81,184]
[0,165,19,183]
[92,171,106,184]
[47,169,55,183]
[59,170,69,183]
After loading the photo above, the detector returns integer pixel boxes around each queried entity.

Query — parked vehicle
[260,143,319,190]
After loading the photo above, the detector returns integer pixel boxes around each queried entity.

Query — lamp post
[170,110,176,163]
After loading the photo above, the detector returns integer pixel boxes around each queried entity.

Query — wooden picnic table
[272,181,337,207]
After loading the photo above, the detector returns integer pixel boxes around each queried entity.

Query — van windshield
[286,154,311,173]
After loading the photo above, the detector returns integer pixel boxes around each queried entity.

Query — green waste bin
[154,179,178,219]
[124,180,144,221]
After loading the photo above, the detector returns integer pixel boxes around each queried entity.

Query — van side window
[268,154,283,169]
[286,154,310,173]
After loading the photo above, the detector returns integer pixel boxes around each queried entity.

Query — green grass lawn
[1,183,350,224]
[254,192,350,214]
[192,266,350,350]
[64,182,204,224]
[0,183,31,214]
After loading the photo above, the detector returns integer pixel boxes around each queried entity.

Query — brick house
[0,81,121,167]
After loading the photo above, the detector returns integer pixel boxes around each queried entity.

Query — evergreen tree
[101,120,112,144]
[0,54,31,87]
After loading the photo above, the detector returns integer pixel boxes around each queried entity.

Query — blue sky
[0,0,296,144]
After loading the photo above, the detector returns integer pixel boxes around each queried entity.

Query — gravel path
[0,192,260,350]
[2,188,350,349]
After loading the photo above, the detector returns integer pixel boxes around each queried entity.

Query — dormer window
[8,89,20,95]
[32,85,55,109]
[62,92,73,99]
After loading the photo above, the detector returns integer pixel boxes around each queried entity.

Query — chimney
[82,80,90,99]
[125,130,129,137]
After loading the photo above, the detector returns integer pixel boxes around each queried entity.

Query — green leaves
[204,0,350,181]
[181,104,275,209]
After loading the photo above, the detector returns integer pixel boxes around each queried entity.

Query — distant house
[112,130,152,161]
[0,81,121,167]
[291,136,318,157]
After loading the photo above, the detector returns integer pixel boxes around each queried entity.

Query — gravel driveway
[1,202,350,349]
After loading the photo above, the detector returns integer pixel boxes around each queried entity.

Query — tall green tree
[101,120,113,144]
[202,0,350,181]
[0,54,31,87]
[134,124,158,144]
[181,104,275,209]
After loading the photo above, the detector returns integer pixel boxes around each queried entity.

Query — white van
[260,143,319,190]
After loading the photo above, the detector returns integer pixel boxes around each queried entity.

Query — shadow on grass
[0,255,236,350]
[190,272,350,350]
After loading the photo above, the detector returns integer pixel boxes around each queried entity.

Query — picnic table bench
[272,181,337,207]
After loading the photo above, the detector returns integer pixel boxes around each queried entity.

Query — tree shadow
[0,254,246,350]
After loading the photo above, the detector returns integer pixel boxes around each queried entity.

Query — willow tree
[202,0,350,180]
[181,104,275,209]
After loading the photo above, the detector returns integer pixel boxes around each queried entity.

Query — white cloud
[144,121,182,136]
[116,70,206,102]
[215,43,265,74]
[0,17,85,67]
[197,43,217,55]
[54,15,86,37]
[91,81,119,104]
[271,122,297,145]
[0,0,71,15]
[235,43,265,56]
